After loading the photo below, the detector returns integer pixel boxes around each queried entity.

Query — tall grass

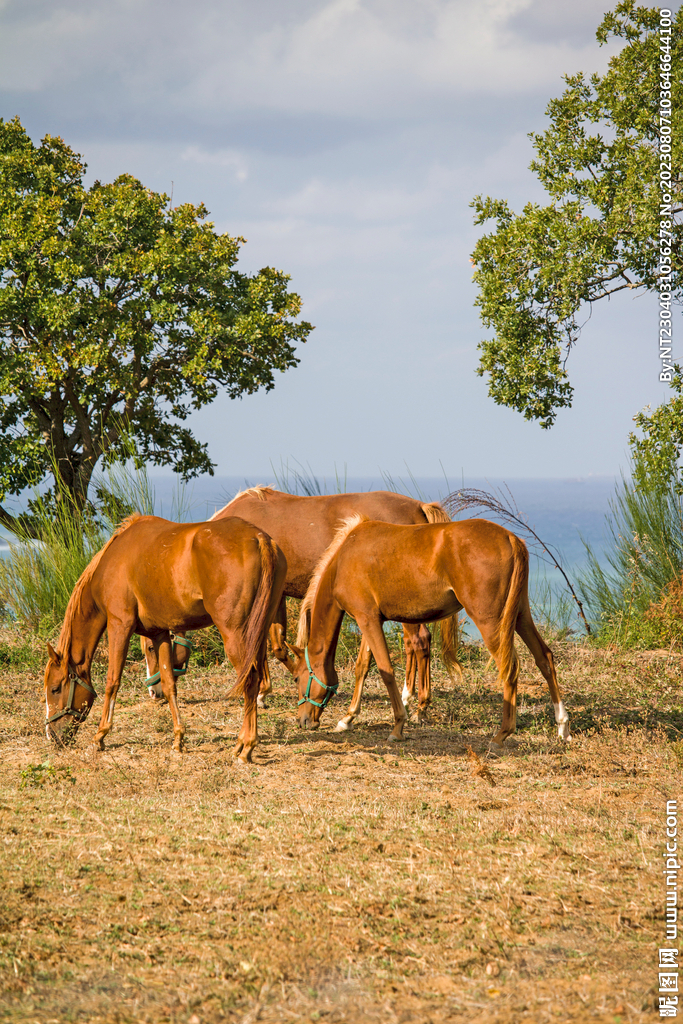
[0,459,157,633]
[577,468,683,647]
[270,457,348,495]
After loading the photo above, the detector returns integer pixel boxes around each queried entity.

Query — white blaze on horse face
[553,701,570,740]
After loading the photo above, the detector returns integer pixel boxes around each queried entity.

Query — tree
[470,2,682,427]
[0,117,312,527]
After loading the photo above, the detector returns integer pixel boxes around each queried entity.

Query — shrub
[578,463,683,648]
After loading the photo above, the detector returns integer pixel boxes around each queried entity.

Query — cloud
[0,0,620,141]
[181,145,249,182]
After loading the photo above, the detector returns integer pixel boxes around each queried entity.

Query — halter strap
[145,635,195,687]
[297,647,338,709]
[46,661,98,725]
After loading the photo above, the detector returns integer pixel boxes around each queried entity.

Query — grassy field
[0,628,680,1023]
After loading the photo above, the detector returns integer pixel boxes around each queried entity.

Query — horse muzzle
[46,717,80,746]
[297,705,321,730]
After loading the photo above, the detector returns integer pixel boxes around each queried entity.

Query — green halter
[46,662,98,726]
[145,635,194,688]
[297,647,338,710]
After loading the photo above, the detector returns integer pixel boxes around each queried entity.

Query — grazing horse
[43,514,286,762]
[145,487,458,719]
[288,516,570,747]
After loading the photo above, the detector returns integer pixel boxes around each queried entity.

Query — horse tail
[421,501,451,524]
[227,532,281,698]
[494,533,529,692]
[439,610,463,680]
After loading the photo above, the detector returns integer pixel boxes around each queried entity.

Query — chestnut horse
[44,514,286,762]
[288,516,570,747]
[146,488,458,719]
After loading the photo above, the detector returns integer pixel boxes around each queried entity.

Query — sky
[0,0,671,481]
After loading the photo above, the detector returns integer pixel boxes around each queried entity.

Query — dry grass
[0,629,680,1023]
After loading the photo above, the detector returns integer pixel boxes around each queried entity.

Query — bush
[578,463,683,648]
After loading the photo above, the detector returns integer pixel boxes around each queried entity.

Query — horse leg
[355,617,407,743]
[233,663,260,764]
[402,625,417,704]
[222,632,261,764]
[403,624,432,723]
[143,638,164,700]
[334,637,373,733]
[516,598,570,741]
[258,597,291,709]
[144,633,190,700]
[93,623,133,750]
[257,656,272,710]
[153,633,186,752]
[476,620,519,748]
[269,596,296,673]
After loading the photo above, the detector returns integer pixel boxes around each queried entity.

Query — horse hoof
[557,721,571,741]
[387,733,404,743]
[334,717,353,733]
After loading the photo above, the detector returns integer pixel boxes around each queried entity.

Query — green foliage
[630,368,683,492]
[470,3,682,426]
[20,761,76,789]
[578,458,683,647]
[0,117,312,516]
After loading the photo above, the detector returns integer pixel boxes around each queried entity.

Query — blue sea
[0,474,618,629]
[144,473,615,568]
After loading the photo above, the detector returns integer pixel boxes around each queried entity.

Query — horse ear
[47,643,61,666]
[285,641,303,660]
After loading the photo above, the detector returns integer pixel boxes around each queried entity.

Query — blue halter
[145,635,194,687]
[297,647,338,709]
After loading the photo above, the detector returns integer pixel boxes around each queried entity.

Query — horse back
[331,518,527,623]
[89,515,279,632]
[216,489,434,597]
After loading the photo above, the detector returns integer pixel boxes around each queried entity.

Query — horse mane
[56,513,149,657]
[295,513,369,647]
[210,485,274,521]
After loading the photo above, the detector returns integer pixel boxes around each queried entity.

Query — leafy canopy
[0,117,312,519]
[470,2,682,427]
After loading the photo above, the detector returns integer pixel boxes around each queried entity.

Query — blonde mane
[210,485,274,521]
[295,513,368,647]
[56,513,149,657]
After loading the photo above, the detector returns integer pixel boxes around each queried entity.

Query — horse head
[286,642,339,731]
[43,642,97,746]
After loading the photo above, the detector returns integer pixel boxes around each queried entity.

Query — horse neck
[63,583,106,674]
[308,576,344,678]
